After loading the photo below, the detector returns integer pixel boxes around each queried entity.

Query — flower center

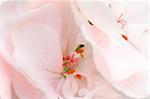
[62,44,85,80]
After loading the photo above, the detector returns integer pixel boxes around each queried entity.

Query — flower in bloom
[0,1,123,99]
[0,1,149,99]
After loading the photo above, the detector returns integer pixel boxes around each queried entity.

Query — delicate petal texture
[125,25,149,58]
[0,1,149,99]
[74,1,149,98]
[109,1,149,58]
[110,1,148,24]
[76,1,123,36]
[0,2,63,99]
[12,69,45,99]
[11,24,62,99]
[0,54,11,99]
[81,24,149,98]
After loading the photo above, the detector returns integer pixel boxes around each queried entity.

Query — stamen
[88,20,94,26]
[64,67,69,73]
[76,48,84,54]
[62,44,85,80]
[117,20,127,28]
[122,34,128,41]
[75,44,84,51]
[75,44,85,58]
[76,74,82,80]
[70,54,79,63]
[67,69,75,74]
[63,75,67,79]
[117,14,127,28]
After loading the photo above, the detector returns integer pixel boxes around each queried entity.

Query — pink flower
[0,1,123,99]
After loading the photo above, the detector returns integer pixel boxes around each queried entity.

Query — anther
[75,44,85,51]
[76,48,84,54]
[67,69,75,74]
[76,74,82,80]
[122,34,128,41]
[88,20,94,26]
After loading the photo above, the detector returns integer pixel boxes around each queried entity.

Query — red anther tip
[76,74,82,80]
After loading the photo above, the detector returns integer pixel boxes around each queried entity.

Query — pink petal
[125,25,149,58]
[76,1,123,36]
[72,2,149,97]
[11,24,62,99]
[1,24,62,99]
[0,54,11,99]
[78,45,123,99]
[93,75,123,99]
[28,0,49,9]
[81,25,149,98]
[0,2,63,99]
[54,1,84,53]
[114,72,149,98]
[62,76,79,98]
[12,69,46,99]
[110,1,148,24]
